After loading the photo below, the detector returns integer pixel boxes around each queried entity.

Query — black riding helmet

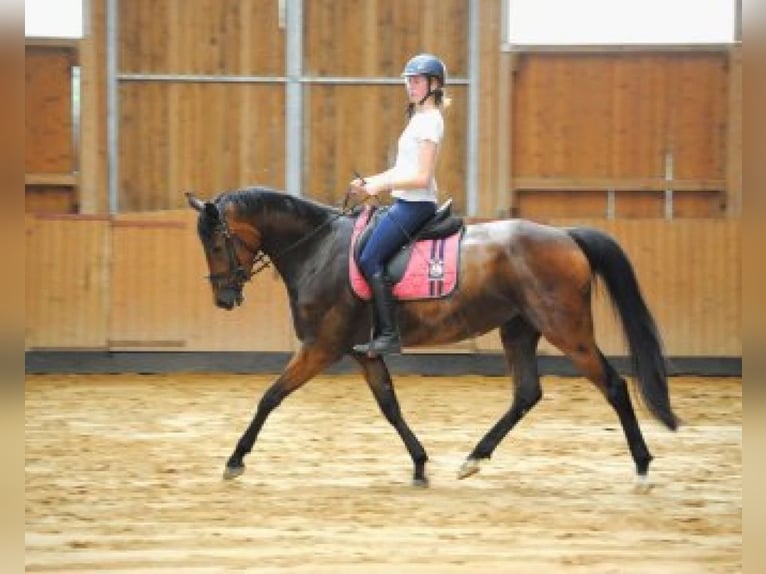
[401,53,447,106]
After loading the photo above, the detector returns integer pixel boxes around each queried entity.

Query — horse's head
[186,192,262,310]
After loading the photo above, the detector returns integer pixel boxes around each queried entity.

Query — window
[25,0,83,38]
[506,0,738,46]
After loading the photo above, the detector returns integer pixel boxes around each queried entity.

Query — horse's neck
[252,203,335,283]
[255,202,323,246]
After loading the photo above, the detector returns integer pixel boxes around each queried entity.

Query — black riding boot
[353,272,402,356]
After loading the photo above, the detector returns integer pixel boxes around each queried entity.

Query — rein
[212,191,362,287]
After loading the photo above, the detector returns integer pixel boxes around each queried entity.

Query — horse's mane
[215,186,342,226]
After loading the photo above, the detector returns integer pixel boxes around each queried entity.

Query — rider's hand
[348,178,369,197]
[349,175,389,197]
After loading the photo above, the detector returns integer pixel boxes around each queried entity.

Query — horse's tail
[567,227,679,431]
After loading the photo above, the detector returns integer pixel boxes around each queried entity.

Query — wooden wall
[25,211,297,352]
[24,1,742,360]
[25,215,110,347]
[25,213,740,357]
[110,0,471,212]
[510,51,732,218]
[27,2,741,219]
[301,0,468,209]
[118,82,286,210]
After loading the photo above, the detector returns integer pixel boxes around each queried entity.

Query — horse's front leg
[224,345,334,480]
[352,354,429,487]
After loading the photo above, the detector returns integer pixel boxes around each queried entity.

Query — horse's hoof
[412,476,430,488]
[223,463,245,480]
[633,473,654,494]
[457,458,481,480]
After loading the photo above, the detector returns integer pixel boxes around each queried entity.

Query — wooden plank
[25,215,110,349]
[511,177,726,192]
[518,189,726,220]
[671,191,727,218]
[25,38,81,50]
[477,0,504,217]
[25,188,77,214]
[517,190,607,219]
[79,0,108,213]
[725,45,742,216]
[25,173,78,186]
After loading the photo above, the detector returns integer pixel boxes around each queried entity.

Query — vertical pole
[466,0,480,216]
[497,0,512,217]
[285,0,304,197]
[664,151,674,220]
[106,0,119,212]
[607,189,615,219]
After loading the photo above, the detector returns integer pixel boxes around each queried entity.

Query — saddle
[354,200,463,280]
[350,200,465,301]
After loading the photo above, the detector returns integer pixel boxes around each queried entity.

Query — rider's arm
[385,140,438,192]
[353,140,438,196]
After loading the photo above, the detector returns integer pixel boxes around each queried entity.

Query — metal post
[466,0,480,216]
[497,0,512,217]
[285,0,304,197]
[106,0,119,213]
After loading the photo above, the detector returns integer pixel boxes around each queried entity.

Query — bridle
[206,192,361,292]
[205,204,265,293]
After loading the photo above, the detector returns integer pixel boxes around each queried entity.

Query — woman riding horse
[349,53,450,357]
[187,186,679,488]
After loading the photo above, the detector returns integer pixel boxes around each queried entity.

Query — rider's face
[405,75,431,103]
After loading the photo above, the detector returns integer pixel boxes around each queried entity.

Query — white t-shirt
[390,108,444,203]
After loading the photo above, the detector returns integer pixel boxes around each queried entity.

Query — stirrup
[353,334,401,357]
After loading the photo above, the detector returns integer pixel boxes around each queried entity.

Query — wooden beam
[25,173,78,186]
[25,38,81,54]
[79,0,108,213]
[725,45,742,216]
[501,43,734,54]
[511,177,726,193]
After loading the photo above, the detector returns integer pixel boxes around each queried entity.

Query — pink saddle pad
[349,206,461,301]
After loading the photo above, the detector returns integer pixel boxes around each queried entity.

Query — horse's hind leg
[352,354,429,487]
[224,345,335,480]
[598,353,654,488]
[458,317,542,480]
[553,335,654,487]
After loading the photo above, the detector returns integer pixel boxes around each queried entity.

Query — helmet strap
[417,77,442,106]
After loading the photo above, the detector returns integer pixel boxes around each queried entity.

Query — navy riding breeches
[358,199,437,279]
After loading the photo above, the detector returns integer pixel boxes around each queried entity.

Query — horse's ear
[185,191,205,212]
[204,202,219,221]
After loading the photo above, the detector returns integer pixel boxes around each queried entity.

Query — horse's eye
[212,246,223,254]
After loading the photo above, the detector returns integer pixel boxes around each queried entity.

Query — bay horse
[186,186,678,488]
